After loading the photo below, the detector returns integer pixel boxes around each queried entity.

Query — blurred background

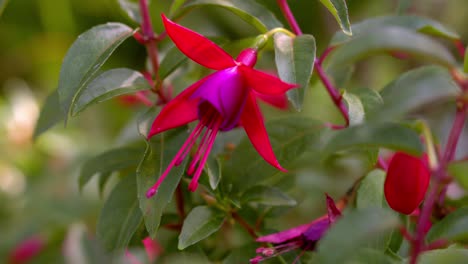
[1,0,467,263]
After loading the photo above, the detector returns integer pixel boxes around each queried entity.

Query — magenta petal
[240,66,297,95]
[256,222,313,244]
[162,14,236,70]
[302,218,330,241]
[240,93,286,172]
[191,67,248,131]
[326,194,341,223]
[148,77,210,138]
[255,92,289,110]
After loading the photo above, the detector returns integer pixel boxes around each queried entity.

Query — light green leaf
[426,207,468,243]
[331,15,460,46]
[79,146,144,191]
[315,208,399,264]
[0,0,9,16]
[117,0,146,24]
[177,0,282,33]
[33,90,63,139]
[57,23,134,121]
[419,248,468,264]
[351,88,384,116]
[274,33,316,111]
[72,68,151,115]
[368,66,460,122]
[449,161,468,190]
[96,175,143,251]
[137,128,188,237]
[327,27,456,69]
[241,185,297,207]
[356,169,386,209]
[169,0,188,17]
[319,0,352,35]
[343,91,365,126]
[322,122,424,157]
[206,156,222,190]
[178,206,225,249]
[224,117,323,192]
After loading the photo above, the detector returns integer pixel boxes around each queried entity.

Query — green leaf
[72,68,151,115]
[224,117,323,192]
[347,248,395,264]
[98,172,113,197]
[178,206,225,249]
[159,46,187,80]
[136,128,187,237]
[33,90,63,139]
[117,0,146,24]
[464,47,468,73]
[274,33,316,110]
[419,248,468,264]
[356,169,386,209]
[343,91,365,126]
[177,0,282,33]
[315,208,399,264]
[0,0,9,17]
[169,0,188,17]
[322,122,424,157]
[331,15,460,46]
[241,185,297,207]
[368,66,460,122]
[319,0,352,35]
[449,161,468,190]
[426,207,468,243]
[96,175,143,251]
[57,23,133,121]
[351,88,384,116]
[327,27,456,69]
[206,156,222,190]
[79,146,144,191]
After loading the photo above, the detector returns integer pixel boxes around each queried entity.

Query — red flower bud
[384,152,430,215]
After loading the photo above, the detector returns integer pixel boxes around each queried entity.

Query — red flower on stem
[145,15,296,198]
[384,152,431,215]
[9,235,45,264]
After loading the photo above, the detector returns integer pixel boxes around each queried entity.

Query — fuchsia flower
[9,235,45,264]
[384,152,430,215]
[250,195,342,263]
[145,15,296,198]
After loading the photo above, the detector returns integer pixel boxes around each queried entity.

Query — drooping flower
[384,152,431,215]
[9,235,45,264]
[145,15,296,198]
[250,195,343,263]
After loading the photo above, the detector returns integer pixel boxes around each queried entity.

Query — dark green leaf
[426,207,468,243]
[159,46,187,79]
[117,0,145,24]
[136,128,187,237]
[356,169,386,209]
[343,91,365,126]
[224,117,323,192]
[352,88,384,117]
[178,0,282,33]
[347,248,395,264]
[419,248,468,264]
[72,68,151,115]
[319,0,352,35]
[0,0,9,16]
[331,15,459,46]
[241,185,297,207]
[368,66,460,122]
[57,23,133,121]
[327,27,456,69]
[79,146,143,191]
[96,175,142,251]
[315,208,399,264]
[322,122,424,157]
[274,33,316,110]
[33,90,63,139]
[98,172,113,197]
[178,206,225,249]
[449,161,468,190]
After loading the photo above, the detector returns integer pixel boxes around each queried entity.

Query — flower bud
[384,152,430,214]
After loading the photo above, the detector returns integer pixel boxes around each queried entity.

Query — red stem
[410,101,467,263]
[139,0,168,103]
[454,40,466,59]
[232,212,258,239]
[277,0,349,128]
[175,184,186,220]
